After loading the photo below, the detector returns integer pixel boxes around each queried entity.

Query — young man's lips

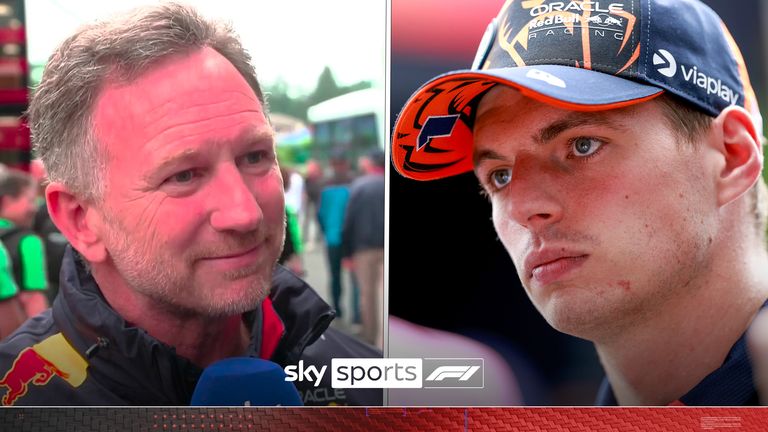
[525,251,589,286]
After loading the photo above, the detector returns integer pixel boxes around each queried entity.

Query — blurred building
[0,1,29,171]
[308,87,385,166]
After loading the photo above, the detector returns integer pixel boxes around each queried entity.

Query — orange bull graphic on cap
[392,77,494,180]
[0,333,88,405]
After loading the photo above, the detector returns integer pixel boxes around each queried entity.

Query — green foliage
[277,144,311,166]
[307,67,340,107]
[264,67,371,121]
[265,79,307,120]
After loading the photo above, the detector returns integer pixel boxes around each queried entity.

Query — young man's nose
[503,155,564,232]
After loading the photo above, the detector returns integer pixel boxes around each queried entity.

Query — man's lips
[205,244,261,260]
[524,248,589,285]
[199,243,264,270]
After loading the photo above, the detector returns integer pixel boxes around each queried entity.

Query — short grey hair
[28,2,266,202]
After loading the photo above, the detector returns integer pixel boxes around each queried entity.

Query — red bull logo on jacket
[0,333,88,405]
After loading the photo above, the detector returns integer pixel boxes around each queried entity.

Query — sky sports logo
[284,358,484,389]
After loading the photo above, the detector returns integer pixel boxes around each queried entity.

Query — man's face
[473,87,717,339]
[358,157,372,174]
[331,159,349,176]
[2,186,37,228]
[91,48,285,317]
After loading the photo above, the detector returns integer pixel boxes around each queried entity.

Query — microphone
[190,357,303,406]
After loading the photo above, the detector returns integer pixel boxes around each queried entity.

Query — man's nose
[209,165,263,233]
[503,155,564,232]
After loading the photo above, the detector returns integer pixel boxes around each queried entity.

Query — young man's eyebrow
[534,112,627,144]
[473,148,507,167]
[473,111,629,166]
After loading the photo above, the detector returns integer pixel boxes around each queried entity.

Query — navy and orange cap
[392,0,762,181]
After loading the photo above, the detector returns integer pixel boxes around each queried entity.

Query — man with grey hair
[0,3,380,406]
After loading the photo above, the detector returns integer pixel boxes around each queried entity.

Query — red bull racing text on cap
[392,0,761,181]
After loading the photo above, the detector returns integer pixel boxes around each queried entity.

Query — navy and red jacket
[596,308,765,406]
[0,247,382,406]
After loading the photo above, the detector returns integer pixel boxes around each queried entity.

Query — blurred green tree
[264,67,372,121]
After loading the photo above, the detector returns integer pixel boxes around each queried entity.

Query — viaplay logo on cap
[653,49,677,78]
[653,48,739,106]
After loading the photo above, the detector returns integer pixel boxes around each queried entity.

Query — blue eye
[244,151,265,164]
[571,137,603,157]
[490,168,512,189]
[170,169,195,183]
[238,150,274,169]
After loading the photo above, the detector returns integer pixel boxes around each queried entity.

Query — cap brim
[392,65,664,181]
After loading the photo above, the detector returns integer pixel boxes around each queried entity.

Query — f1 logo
[425,366,480,382]
[417,114,460,151]
[422,358,484,388]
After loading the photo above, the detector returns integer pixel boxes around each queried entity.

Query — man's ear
[711,105,763,207]
[45,182,108,263]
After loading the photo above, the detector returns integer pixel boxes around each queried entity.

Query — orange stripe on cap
[617,43,641,75]
[611,9,637,56]
[720,21,756,111]
[508,78,663,112]
[719,20,763,138]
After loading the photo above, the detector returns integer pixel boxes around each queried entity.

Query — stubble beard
[104,220,283,319]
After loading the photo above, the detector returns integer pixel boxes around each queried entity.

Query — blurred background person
[0,241,24,340]
[0,164,24,339]
[279,165,305,276]
[0,169,48,318]
[317,150,355,321]
[303,159,324,250]
[342,148,385,347]
[283,162,305,235]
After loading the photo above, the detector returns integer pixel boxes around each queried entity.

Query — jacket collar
[268,267,336,366]
[596,301,768,406]
[52,247,335,405]
[596,332,757,406]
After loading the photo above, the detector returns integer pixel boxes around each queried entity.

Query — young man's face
[473,87,717,340]
[90,47,285,317]
[2,185,37,228]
